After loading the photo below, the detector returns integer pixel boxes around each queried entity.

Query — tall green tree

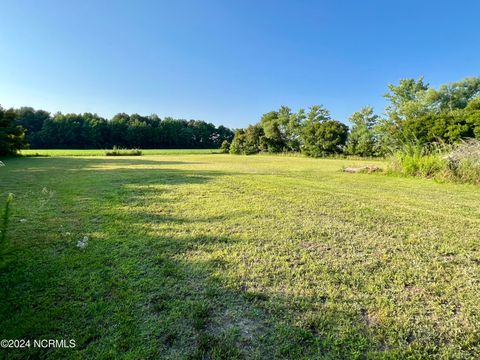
[465,97,480,138]
[14,107,50,147]
[383,77,480,147]
[229,129,246,154]
[243,124,264,154]
[385,77,431,124]
[302,120,348,157]
[432,77,480,111]
[0,107,27,155]
[259,106,305,152]
[345,106,378,156]
[301,105,348,157]
[260,110,284,152]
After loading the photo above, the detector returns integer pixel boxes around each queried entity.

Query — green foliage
[12,106,234,150]
[229,125,265,155]
[231,104,348,158]
[229,129,246,154]
[260,110,286,152]
[219,140,230,153]
[9,75,480,160]
[388,140,480,184]
[345,106,378,156]
[302,119,349,157]
[260,106,305,152]
[390,150,445,178]
[382,77,480,147]
[244,124,264,154]
[434,77,480,111]
[0,107,27,156]
[385,77,431,123]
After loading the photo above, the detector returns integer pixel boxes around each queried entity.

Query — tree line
[0,108,234,155]
[224,77,480,156]
[1,76,479,156]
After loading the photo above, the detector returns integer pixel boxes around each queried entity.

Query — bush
[105,146,142,156]
[220,140,230,153]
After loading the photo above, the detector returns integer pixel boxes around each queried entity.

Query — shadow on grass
[0,156,380,359]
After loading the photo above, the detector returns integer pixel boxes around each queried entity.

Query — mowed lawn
[19,149,219,156]
[1,154,479,359]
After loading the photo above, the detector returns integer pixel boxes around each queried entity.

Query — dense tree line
[0,107,234,154]
[226,76,480,157]
[227,105,349,156]
[1,76,479,157]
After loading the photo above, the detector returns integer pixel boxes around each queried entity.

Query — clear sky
[1,0,479,128]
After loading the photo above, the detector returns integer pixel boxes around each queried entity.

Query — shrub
[219,140,230,153]
[105,146,142,156]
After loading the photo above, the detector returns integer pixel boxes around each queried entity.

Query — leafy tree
[345,106,378,156]
[286,108,306,151]
[213,126,234,148]
[383,77,480,147]
[432,77,480,111]
[259,110,283,152]
[465,96,480,138]
[259,106,305,152]
[385,77,431,123]
[0,107,27,155]
[229,129,246,154]
[10,76,480,155]
[243,124,264,154]
[302,109,348,157]
[14,107,50,147]
[382,78,431,147]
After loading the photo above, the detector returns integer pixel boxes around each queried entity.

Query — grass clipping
[343,165,382,173]
[105,147,142,156]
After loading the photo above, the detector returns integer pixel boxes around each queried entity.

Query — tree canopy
[0,107,27,156]
[1,76,479,157]
[5,108,234,151]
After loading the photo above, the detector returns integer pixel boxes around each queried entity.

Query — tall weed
[388,139,480,184]
[1,193,14,248]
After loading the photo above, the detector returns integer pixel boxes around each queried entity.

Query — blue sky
[1,0,479,128]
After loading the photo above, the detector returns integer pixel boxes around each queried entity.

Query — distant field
[1,154,479,358]
[19,148,219,156]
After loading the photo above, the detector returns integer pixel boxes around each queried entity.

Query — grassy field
[1,154,479,359]
[19,149,219,156]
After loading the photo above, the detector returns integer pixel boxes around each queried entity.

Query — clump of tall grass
[1,193,14,250]
[105,146,142,156]
[388,139,480,184]
[443,139,480,184]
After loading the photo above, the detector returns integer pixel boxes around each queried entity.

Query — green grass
[1,154,479,359]
[19,149,219,156]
